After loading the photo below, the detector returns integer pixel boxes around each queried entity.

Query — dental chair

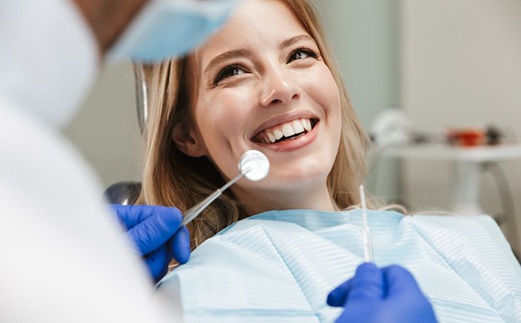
[105,181,141,205]
[104,65,147,205]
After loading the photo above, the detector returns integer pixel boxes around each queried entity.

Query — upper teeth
[259,118,312,144]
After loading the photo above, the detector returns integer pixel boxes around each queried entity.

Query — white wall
[62,62,143,188]
[400,0,521,250]
[311,0,401,199]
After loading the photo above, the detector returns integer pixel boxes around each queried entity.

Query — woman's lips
[252,119,319,152]
[253,118,317,144]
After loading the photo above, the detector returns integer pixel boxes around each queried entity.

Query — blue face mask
[109,0,241,62]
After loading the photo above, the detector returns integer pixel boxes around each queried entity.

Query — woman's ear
[173,123,206,157]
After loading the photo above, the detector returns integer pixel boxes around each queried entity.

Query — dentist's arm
[327,263,437,323]
[111,204,191,282]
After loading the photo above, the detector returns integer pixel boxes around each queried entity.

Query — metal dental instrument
[181,150,270,226]
[359,185,374,262]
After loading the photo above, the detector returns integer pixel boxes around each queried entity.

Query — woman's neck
[236,184,337,216]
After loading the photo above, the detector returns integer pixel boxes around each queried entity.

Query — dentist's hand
[327,263,437,323]
[111,204,191,282]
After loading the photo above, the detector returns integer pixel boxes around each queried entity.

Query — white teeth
[267,132,276,143]
[292,120,304,133]
[282,124,295,137]
[303,119,312,131]
[274,129,283,140]
[260,118,314,144]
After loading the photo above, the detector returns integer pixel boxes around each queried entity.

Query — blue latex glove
[327,263,437,323]
[111,204,191,282]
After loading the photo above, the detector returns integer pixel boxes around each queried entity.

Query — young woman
[138,0,375,249]
[133,0,521,321]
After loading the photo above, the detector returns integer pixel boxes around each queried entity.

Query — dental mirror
[239,149,270,181]
[181,150,270,225]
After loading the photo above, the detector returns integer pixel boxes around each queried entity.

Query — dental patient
[126,0,521,322]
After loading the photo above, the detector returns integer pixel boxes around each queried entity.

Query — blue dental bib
[157,209,521,322]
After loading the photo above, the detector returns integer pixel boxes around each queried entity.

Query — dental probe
[182,150,270,226]
[359,185,374,262]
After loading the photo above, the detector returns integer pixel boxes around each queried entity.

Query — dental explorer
[181,150,270,226]
[359,185,374,262]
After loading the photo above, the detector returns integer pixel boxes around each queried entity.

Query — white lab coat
[0,0,178,322]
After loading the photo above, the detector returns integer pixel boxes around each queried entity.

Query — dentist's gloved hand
[327,263,437,323]
[111,204,191,282]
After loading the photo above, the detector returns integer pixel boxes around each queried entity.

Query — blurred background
[62,0,521,252]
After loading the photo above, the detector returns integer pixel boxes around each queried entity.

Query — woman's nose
[260,67,299,107]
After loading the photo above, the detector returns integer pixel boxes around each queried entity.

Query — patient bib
[157,209,521,322]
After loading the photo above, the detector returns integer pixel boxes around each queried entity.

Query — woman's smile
[251,111,320,152]
[254,119,313,144]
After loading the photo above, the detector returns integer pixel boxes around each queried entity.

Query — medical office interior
[63,0,521,254]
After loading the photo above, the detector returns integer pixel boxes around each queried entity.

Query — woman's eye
[214,65,245,85]
[288,48,318,63]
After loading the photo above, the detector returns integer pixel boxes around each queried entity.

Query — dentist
[0,0,435,322]
[0,0,238,321]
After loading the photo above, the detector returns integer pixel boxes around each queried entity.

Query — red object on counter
[446,128,486,147]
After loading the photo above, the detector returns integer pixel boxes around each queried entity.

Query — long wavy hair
[136,0,384,249]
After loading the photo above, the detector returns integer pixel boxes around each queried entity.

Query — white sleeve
[0,0,182,321]
[0,102,182,323]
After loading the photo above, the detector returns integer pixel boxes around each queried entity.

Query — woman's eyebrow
[204,49,250,76]
[280,34,314,49]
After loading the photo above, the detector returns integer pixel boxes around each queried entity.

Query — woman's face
[182,0,342,212]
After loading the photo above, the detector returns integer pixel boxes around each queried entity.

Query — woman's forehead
[193,0,310,67]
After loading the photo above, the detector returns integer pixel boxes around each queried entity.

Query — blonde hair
[136,0,388,249]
